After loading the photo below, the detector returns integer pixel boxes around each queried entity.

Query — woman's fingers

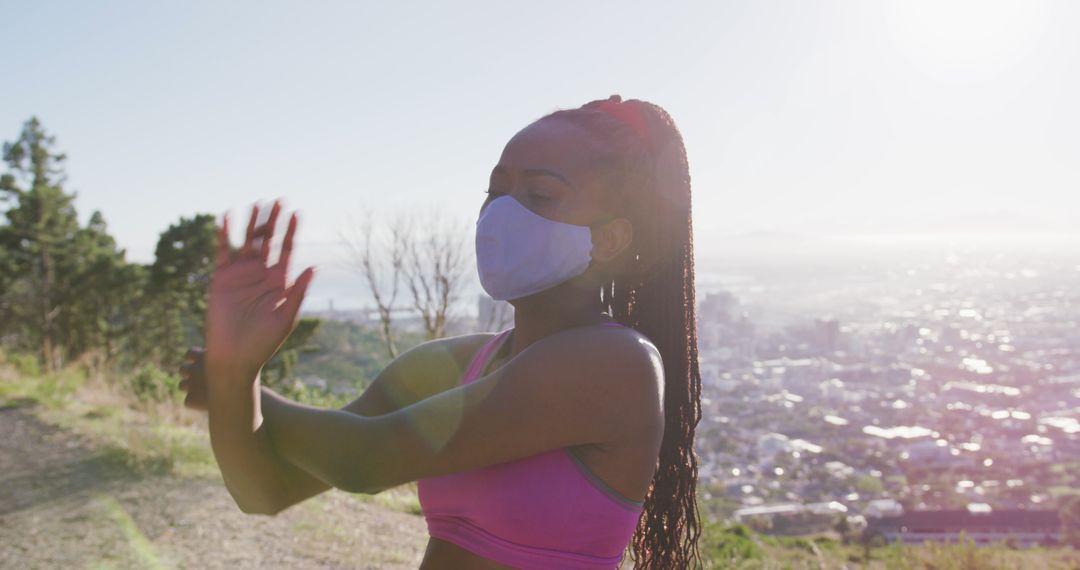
[259,200,282,263]
[279,266,316,321]
[215,213,232,268]
[239,203,260,257]
[233,200,286,264]
[276,212,298,274]
[214,201,295,273]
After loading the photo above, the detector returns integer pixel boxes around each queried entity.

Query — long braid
[539,96,703,568]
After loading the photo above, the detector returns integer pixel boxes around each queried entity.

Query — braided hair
[537,95,703,568]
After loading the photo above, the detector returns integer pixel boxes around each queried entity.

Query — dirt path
[0,402,428,569]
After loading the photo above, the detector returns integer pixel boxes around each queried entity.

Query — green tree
[99,262,156,368]
[147,213,217,367]
[0,118,136,373]
[0,117,93,371]
[262,317,322,391]
[54,210,130,366]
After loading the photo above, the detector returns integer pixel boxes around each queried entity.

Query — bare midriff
[420,538,519,569]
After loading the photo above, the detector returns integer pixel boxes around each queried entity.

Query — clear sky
[3,1,1078,308]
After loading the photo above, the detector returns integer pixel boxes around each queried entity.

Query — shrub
[815,536,839,550]
[127,364,180,403]
[276,378,351,408]
[703,523,763,566]
[9,352,41,377]
[917,533,994,570]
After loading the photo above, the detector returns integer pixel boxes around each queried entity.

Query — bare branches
[341,207,471,355]
[480,294,514,332]
[341,210,407,359]
[402,211,470,340]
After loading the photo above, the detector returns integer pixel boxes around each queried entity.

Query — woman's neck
[505,280,615,358]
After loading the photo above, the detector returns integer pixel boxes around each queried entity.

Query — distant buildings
[734,501,849,535]
[866,504,1062,547]
[864,499,904,519]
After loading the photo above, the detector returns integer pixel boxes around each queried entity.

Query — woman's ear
[590,218,634,263]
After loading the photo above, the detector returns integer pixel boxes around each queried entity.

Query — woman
[180,95,703,569]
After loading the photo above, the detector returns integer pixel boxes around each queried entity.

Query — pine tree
[55,210,132,367]
[0,118,133,372]
[147,213,218,368]
[0,117,82,371]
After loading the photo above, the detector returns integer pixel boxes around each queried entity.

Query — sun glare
[884,0,1051,83]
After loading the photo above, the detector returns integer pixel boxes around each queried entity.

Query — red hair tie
[594,98,652,147]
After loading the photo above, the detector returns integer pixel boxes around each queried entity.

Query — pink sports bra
[416,322,644,569]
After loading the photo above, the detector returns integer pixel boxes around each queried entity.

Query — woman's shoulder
[560,322,661,361]
[401,331,503,371]
[347,332,504,416]
[533,323,665,392]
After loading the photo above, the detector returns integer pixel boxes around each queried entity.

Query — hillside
[2,356,1079,569]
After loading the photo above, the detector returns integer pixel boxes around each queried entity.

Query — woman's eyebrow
[491,165,574,189]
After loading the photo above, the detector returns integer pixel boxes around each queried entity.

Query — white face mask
[475,195,603,301]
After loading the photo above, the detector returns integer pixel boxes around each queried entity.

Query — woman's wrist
[206,362,263,430]
[206,356,261,391]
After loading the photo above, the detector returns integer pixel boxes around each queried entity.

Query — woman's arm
[206,363,331,515]
[183,345,331,514]
[199,201,327,515]
[185,334,488,515]
[260,326,665,495]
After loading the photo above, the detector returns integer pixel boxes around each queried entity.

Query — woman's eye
[483,189,550,205]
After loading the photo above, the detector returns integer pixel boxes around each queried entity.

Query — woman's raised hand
[205,200,316,385]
